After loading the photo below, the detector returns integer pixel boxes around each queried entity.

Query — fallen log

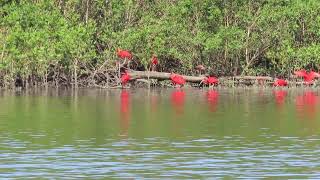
[117,70,320,88]
[233,76,273,81]
[127,70,274,83]
[128,70,205,83]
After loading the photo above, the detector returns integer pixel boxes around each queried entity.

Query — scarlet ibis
[294,70,320,84]
[170,73,186,87]
[195,65,205,71]
[151,55,159,65]
[117,48,132,60]
[150,55,159,72]
[195,65,206,75]
[203,76,219,86]
[121,72,131,85]
[116,48,133,79]
[273,79,288,87]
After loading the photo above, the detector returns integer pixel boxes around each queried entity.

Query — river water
[0,88,320,178]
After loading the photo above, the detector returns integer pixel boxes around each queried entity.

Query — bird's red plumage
[117,49,132,60]
[294,70,307,77]
[121,72,131,85]
[294,70,320,83]
[170,74,186,86]
[151,55,158,65]
[273,79,288,87]
[203,77,219,85]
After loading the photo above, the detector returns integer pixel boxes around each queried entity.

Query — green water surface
[0,88,320,178]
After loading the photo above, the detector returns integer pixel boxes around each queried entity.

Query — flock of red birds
[274,70,320,87]
[117,48,320,88]
[117,48,218,87]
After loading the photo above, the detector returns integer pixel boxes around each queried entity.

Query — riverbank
[1,69,318,90]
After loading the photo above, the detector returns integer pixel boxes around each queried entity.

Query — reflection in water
[120,90,131,136]
[273,90,287,107]
[2,89,320,178]
[171,90,185,115]
[150,94,158,113]
[206,90,219,112]
[295,91,318,120]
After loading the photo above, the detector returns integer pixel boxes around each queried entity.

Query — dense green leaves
[1,0,320,87]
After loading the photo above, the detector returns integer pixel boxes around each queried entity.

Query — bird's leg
[147,65,151,89]
[199,80,204,86]
[127,59,131,70]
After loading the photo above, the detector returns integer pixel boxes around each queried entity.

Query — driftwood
[233,76,273,81]
[127,70,273,83]
[128,70,205,83]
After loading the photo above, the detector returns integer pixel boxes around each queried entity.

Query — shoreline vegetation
[2,1,320,89]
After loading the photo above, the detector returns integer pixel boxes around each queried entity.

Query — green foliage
[0,0,94,79]
[2,0,320,84]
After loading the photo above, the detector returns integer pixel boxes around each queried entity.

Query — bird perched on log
[294,69,320,85]
[170,73,186,88]
[121,71,131,87]
[203,76,219,85]
[202,76,219,88]
[150,55,159,71]
[195,65,206,75]
[116,48,133,83]
[273,79,288,87]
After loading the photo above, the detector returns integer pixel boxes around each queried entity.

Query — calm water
[1,88,320,179]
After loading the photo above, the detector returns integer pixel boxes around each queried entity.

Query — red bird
[170,73,186,87]
[273,79,288,87]
[117,48,132,60]
[203,76,219,85]
[121,72,131,85]
[195,65,205,71]
[195,65,206,75]
[151,55,159,65]
[294,70,320,84]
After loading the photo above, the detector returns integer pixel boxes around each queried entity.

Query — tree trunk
[127,70,273,83]
[85,0,90,24]
[74,60,78,89]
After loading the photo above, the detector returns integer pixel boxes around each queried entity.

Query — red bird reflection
[295,91,319,120]
[171,90,185,115]
[206,90,219,112]
[273,90,287,107]
[120,90,131,136]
